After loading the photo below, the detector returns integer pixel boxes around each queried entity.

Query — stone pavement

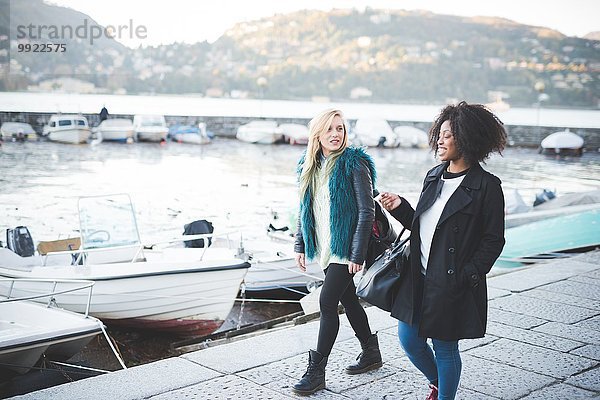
[10,252,600,399]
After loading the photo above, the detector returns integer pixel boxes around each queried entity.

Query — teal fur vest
[298,146,376,260]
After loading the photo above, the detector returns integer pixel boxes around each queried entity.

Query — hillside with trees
[1,2,598,108]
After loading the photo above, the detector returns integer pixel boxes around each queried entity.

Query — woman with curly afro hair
[378,101,507,400]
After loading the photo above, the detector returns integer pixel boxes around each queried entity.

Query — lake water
[1,138,599,247]
[1,138,599,396]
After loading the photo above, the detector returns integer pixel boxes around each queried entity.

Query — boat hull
[540,147,583,156]
[136,128,168,142]
[495,209,600,268]
[99,129,135,142]
[0,259,250,337]
[172,133,210,144]
[48,128,91,144]
[236,131,283,144]
[243,257,324,300]
[103,316,223,336]
[355,133,398,147]
[0,300,102,375]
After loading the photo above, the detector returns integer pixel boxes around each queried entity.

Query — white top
[418,174,466,274]
[312,157,349,269]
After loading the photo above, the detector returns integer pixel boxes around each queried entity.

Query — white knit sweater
[312,157,349,269]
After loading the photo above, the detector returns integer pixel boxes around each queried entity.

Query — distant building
[230,90,249,99]
[28,77,97,93]
[205,88,224,97]
[369,13,391,24]
[357,36,371,48]
[311,96,330,103]
[486,58,506,70]
[350,87,373,99]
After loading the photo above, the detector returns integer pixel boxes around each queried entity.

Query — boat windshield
[78,194,141,249]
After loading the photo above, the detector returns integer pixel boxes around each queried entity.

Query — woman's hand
[295,253,306,272]
[348,261,362,274]
[378,192,402,211]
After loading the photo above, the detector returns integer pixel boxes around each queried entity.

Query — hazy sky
[48,0,600,48]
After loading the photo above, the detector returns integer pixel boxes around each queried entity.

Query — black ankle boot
[345,333,383,375]
[292,349,328,395]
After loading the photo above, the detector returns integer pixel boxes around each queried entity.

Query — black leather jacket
[294,158,374,265]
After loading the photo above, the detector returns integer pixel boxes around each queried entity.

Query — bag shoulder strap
[390,227,410,251]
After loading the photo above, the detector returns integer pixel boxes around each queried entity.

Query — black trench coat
[390,162,505,341]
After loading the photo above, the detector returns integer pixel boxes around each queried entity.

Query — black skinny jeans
[317,263,372,357]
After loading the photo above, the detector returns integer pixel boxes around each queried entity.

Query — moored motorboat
[393,125,429,148]
[495,208,600,268]
[505,189,600,228]
[42,115,91,144]
[0,278,103,376]
[0,122,37,141]
[96,118,135,143]
[133,115,169,142]
[169,123,211,144]
[243,256,323,300]
[236,120,284,144]
[0,195,250,337]
[540,129,584,156]
[0,251,250,336]
[353,118,397,147]
[280,123,309,145]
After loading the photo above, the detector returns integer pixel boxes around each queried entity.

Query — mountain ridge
[1,3,598,108]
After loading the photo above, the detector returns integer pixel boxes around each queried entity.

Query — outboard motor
[6,226,35,257]
[183,219,214,248]
[533,189,556,207]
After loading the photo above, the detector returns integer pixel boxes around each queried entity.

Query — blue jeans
[397,320,461,399]
[397,274,462,399]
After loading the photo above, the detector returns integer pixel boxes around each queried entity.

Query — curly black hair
[428,101,507,165]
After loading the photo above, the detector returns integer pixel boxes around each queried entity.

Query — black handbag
[356,228,410,312]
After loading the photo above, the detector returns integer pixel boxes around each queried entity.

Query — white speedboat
[42,115,91,144]
[0,195,250,337]
[540,129,584,156]
[0,278,103,375]
[236,120,284,144]
[97,118,135,143]
[133,115,169,142]
[0,122,37,141]
[394,125,429,148]
[505,190,600,228]
[353,119,397,147]
[279,123,309,145]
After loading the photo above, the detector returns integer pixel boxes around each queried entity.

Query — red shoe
[425,384,438,400]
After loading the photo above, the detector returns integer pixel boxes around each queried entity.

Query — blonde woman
[293,109,381,395]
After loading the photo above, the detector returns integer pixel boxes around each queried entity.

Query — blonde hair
[299,109,349,198]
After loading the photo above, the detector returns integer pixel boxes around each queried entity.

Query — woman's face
[319,115,345,156]
[437,120,460,162]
